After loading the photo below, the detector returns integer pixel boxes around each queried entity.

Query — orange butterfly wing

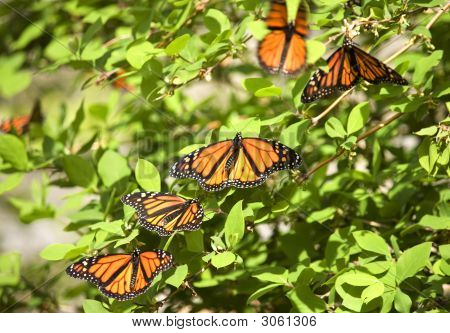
[258,0,308,74]
[66,249,173,301]
[302,38,408,103]
[352,46,408,85]
[0,115,32,134]
[121,192,204,236]
[0,100,42,135]
[301,44,359,103]
[170,133,302,191]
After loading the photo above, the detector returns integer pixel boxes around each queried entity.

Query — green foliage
[0,0,448,314]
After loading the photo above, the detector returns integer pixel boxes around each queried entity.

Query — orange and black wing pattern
[0,100,42,135]
[301,38,359,103]
[169,133,302,191]
[258,0,308,74]
[302,37,407,103]
[66,249,173,301]
[121,192,204,236]
[352,46,408,85]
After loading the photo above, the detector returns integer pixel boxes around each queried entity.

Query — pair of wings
[301,37,408,103]
[66,249,173,301]
[169,134,302,192]
[121,192,204,236]
[0,101,42,135]
[258,0,308,74]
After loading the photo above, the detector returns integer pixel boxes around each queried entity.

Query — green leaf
[98,150,131,187]
[340,136,357,151]
[412,50,443,85]
[135,159,160,191]
[252,267,289,285]
[279,119,311,148]
[306,40,326,64]
[115,229,139,248]
[352,230,391,258]
[0,252,21,286]
[362,261,392,275]
[255,86,283,97]
[247,284,280,303]
[242,78,282,97]
[224,200,245,248]
[287,285,327,313]
[83,300,110,313]
[418,215,450,230]
[62,155,97,188]
[90,220,124,236]
[325,117,346,138]
[396,242,432,283]
[0,173,24,195]
[178,144,204,155]
[414,126,438,136]
[418,138,438,173]
[126,40,161,69]
[204,9,230,34]
[394,289,412,313]
[361,282,384,303]
[80,18,102,53]
[248,20,270,40]
[40,243,76,261]
[0,134,28,170]
[211,251,236,268]
[338,271,380,286]
[185,230,204,253]
[165,264,188,288]
[306,207,336,223]
[165,34,190,55]
[347,102,370,135]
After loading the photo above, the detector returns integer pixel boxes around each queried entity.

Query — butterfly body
[122,192,204,236]
[258,0,308,75]
[66,249,173,301]
[170,133,302,191]
[301,37,408,103]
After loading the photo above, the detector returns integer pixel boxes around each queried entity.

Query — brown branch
[157,261,212,309]
[300,112,404,182]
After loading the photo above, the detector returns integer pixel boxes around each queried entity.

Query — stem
[301,112,404,182]
[311,89,353,126]
[158,260,212,307]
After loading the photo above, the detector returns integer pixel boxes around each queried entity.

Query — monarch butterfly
[121,192,204,236]
[0,100,42,135]
[169,133,303,191]
[66,249,173,301]
[301,37,408,103]
[258,0,308,75]
[96,68,133,91]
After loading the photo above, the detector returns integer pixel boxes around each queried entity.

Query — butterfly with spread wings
[258,0,309,75]
[301,37,408,103]
[169,133,303,192]
[121,192,204,236]
[0,100,43,135]
[66,249,173,301]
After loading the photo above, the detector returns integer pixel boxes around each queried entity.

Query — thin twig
[157,261,212,308]
[301,112,404,182]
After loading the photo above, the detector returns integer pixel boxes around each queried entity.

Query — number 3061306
[261,315,316,327]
